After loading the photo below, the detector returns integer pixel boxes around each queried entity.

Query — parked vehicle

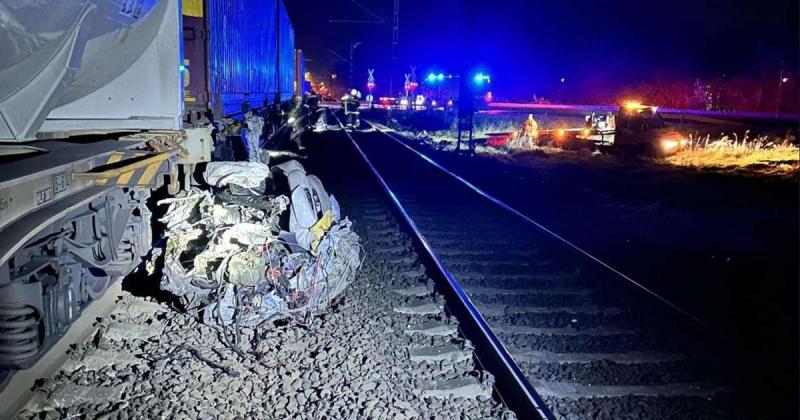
[578,102,688,155]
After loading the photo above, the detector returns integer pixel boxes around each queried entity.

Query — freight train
[0,0,301,368]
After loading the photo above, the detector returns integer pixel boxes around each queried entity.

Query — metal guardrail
[333,112,555,420]
[487,102,800,122]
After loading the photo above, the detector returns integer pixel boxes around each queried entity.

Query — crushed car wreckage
[157,158,362,328]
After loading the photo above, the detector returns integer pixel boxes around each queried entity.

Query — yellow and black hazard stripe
[102,151,149,165]
[98,158,172,188]
[75,152,177,188]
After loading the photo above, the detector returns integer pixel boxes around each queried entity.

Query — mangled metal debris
[158,159,362,328]
[243,114,265,163]
[204,161,272,191]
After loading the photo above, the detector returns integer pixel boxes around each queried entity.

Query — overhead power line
[329,0,384,24]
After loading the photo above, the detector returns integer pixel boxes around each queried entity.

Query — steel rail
[367,122,731,344]
[333,112,555,420]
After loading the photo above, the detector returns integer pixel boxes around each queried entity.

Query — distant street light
[777,71,789,112]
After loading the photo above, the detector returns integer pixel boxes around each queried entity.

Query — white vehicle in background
[579,112,617,145]
[579,102,688,155]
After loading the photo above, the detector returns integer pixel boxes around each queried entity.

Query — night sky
[285,0,799,99]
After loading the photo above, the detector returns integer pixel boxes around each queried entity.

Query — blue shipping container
[206,0,295,116]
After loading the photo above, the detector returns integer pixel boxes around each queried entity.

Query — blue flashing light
[179,64,187,72]
[427,73,448,83]
[473,73,491,85]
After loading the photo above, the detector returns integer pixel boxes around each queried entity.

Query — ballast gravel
[17,211,511,419]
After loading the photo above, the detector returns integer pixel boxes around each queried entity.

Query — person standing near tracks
[304,90,321,128]
[341,89,362,128]
[513,114,539,149]
[522,114,539,141]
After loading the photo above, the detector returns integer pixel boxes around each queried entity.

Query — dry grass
[391,114,798,178]
[472,120,519,137]
[396,128,509,155]
[665,132,799,176]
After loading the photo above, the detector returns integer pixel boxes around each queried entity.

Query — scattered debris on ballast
[157,158,362,331]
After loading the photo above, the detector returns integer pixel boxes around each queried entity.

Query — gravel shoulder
[18,265,502,418]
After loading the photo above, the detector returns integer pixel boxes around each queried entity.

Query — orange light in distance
[623,100,642,110]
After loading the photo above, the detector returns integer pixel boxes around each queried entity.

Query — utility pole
[390,0,399,96]
[456,74,475,156]
[349,42,362,89]
[330,0,397,97]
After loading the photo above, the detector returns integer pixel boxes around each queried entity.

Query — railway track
[3,111,744,418]
[333,112,743,419]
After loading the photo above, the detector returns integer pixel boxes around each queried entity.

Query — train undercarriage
[0,127,210,369]
[0,187,152,368]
